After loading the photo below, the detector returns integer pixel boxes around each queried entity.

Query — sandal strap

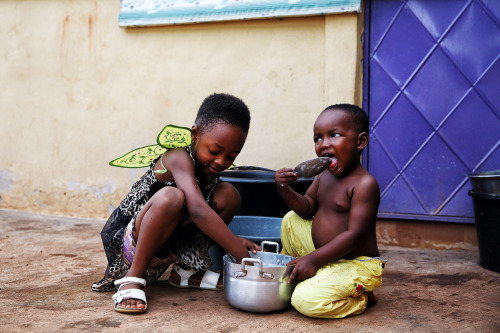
[114,277,146,288]
[172,264,197,287]
[112,288,147,305]
[172,264,220,289]
[200,270,220,289]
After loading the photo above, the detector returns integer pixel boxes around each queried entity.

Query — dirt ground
[0,208,499,333]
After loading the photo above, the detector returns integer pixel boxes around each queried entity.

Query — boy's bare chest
[316,178,354,213]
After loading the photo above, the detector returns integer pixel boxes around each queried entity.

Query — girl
[92,93,259,314]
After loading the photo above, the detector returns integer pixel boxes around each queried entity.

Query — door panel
[365,0,500,222]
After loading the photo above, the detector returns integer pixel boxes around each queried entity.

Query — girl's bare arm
[162,149,249,261]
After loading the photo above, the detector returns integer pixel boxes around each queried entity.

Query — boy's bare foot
[367,291,378,306]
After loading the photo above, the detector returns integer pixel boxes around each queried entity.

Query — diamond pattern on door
[366,0,500,222]
[404,47,471,128]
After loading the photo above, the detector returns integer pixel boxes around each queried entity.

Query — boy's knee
[291,283,319,317]
[291,282,368,319]
[281,211,296,233]
[283,210,299,221]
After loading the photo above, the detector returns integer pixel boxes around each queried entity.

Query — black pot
[220,169,313,217]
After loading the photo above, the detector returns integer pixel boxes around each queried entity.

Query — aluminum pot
[223,241,296,313]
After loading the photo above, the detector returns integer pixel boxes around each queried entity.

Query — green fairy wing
[156,124,192,148]
[109,144,167,168]
[109,124,192,168]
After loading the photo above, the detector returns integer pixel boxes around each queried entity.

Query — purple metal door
[364,0,500,222]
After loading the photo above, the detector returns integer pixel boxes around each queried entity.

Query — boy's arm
[164,149,249,262]
[274,168,319,219]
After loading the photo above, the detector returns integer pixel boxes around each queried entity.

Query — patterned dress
[92,145,218,292]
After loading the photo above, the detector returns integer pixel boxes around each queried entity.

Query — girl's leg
[167,183,240,289]
[117,187,185,310]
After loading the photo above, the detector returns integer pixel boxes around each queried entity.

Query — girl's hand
[286,255,318,284]
[239,236,260,254]
[274,168,298,191]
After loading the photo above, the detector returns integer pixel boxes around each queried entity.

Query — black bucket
[468,191,500,273]
[468,169,500,195]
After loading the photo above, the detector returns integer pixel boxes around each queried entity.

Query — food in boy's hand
[293,157,332,178]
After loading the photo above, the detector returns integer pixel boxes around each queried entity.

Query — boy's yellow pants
[281,211,385,318]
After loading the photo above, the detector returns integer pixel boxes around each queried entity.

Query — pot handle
[234,258,273,279]
[260,241,280,254]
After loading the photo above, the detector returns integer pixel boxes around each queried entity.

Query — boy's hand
[286,255,318,284]
[274,168,298,190]
[239,236,260,254]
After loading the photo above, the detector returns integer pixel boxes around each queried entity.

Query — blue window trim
[119,0,361,27]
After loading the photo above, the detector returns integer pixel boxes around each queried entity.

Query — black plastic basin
[220,169,313,217]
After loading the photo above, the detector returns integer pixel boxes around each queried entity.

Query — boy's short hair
[195,93,251,134]
[322,104,369,134]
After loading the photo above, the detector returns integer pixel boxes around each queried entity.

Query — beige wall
[0,0,363,219]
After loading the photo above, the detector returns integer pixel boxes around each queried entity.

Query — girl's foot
[115,283,146,310]
[112,277,147,314]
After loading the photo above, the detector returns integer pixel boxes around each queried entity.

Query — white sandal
[112,277,147,314]
[168,264,222,291]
